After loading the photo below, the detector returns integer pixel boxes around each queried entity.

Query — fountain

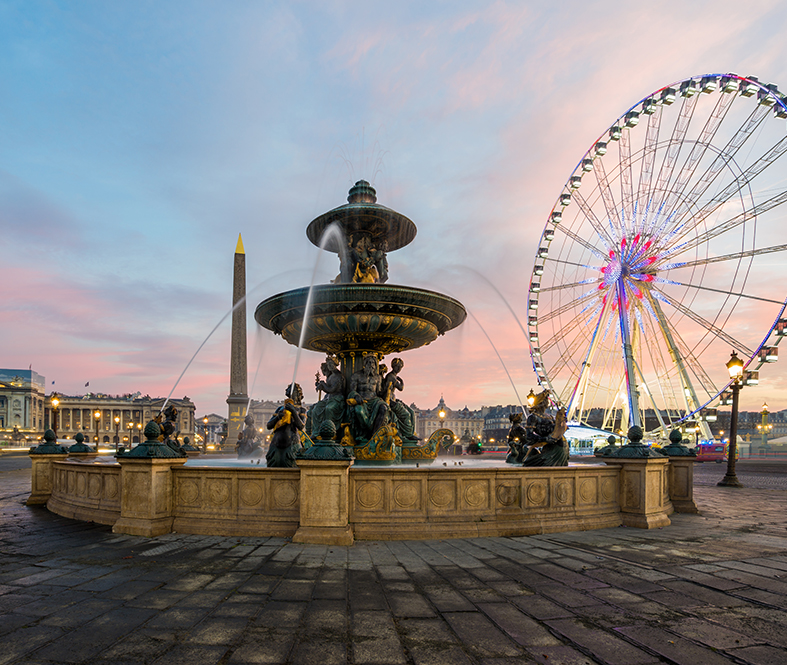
[33,180,689,542]
[255,180,467,464]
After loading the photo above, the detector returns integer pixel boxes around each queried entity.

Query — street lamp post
[758,402,772,454]
[136,422,142,443]
[202,417,209,454]
[51,394,60,438]
[114,416,120,450]
[718,351,744,488]
[127,422,134,448]
[94,410,101,446]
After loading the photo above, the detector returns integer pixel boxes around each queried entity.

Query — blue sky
[4,0,787,416]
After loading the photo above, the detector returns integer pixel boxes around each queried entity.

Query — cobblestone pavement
[2,455,787,664]
[693,460,787,489]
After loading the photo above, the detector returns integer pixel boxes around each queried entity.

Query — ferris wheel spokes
[663,243,787,271]
[635,104,662,228]
[644,294,713,435]
[668,104,771,236]
[665,176,787,257]
[619,127,635,228]
[650,284,755,357]
[660,279,786,308]
[591,152,625,237]
[648,92,699,223]
[571,190,617,248]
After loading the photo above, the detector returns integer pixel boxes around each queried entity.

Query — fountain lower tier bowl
[255,284,467,354]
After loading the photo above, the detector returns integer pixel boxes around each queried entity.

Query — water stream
[290,222,347,389]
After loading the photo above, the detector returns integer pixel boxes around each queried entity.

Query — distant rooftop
[0,369,46,390]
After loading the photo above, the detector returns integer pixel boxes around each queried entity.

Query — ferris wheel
[528,73,787,439]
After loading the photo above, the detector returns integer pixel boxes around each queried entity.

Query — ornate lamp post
[50,394,60,438]
[203,417,209,454]
[437,408,448,453]
[113,415,120,450]
[137,422,142,443]
[758,402,772,454]
[526,389,536,410]
[718,351,744,487]
[126,421,133,447]
[94,410,101,446]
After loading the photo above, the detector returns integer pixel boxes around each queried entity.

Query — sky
[4,0,787,418]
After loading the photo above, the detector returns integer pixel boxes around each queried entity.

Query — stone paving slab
[2,459,787,664]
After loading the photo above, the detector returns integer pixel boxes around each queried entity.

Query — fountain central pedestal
[255,181,466,464]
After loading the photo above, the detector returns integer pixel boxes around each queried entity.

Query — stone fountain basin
[255,283,467,354]
[39,453,660,540]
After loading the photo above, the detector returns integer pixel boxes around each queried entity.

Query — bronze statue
[237,414,263,459]
[347,354,389,440]
[380,358,416,442]
[337,233,389,284]
[266,383,306,468]
[157,404,186,457]
[520,390,569,467]
[506,412,527,463]
[308,356,346,440]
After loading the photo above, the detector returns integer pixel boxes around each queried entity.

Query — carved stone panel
[271,479,298,509]
[578,477,597,505]
[553,479,573,506]
[239,480,263,508]
[495,483,520,508]
[88,474,102,499]
[600,477,616,504]
[622,470,641,509]
[179,479,200,505]
[461,480,490,510]
[207,479,232,508]
[525,480,548,507]
[356,481,384,510]
[392,481,421,512]
[428,480,457,513]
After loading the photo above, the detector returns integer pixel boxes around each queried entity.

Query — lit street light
[718,351,744,488]
[114,415,120,450]
[51,394,60,438]
[94,410,101,446]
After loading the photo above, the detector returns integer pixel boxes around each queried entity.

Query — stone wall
[47,460,121,525]
[171,467,300,537]
[41,459,638,541]
[349,466,622,540]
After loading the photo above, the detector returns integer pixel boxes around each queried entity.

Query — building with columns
[44,393,196,445]
[0,369,47,442]
[415,396,482,445]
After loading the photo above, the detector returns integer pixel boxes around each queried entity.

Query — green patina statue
[519,390,570,467]
[266,383,306,468]
[237,414,264,459]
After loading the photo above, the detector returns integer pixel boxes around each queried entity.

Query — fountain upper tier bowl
[254,283,467,355]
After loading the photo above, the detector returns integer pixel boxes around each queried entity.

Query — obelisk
[226,233,248,446]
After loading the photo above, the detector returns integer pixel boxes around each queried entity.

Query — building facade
[196,413,227,448]
[481,404,522,448]
[415,397,483,445]
[0,369,47,442]
[45,393,196,445]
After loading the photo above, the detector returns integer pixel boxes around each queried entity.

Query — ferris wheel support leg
[647,294,706,431]
[617,280,642,428]
[632,356,669,434]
